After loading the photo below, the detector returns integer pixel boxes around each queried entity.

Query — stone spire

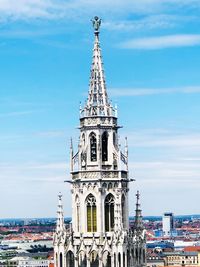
[56,192,65,233]
[134,191,144,230]
[80,16,116,118]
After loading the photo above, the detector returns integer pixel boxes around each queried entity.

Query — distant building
[163,251,200,266]
[146,251,165,267]
[163,213,174,237]
[8,256,50,267]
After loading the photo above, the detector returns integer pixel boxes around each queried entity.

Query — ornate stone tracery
[54,16,146,267]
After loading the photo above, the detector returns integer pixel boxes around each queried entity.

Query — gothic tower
[54,16,146,267]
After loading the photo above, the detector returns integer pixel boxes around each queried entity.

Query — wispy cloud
[110,86,200,96]
[0,110,38,117]
[35,131,65,138]
[0,0,200,21]
[125,130,200,148]
[104,14,195,32]
[119,34,200,49]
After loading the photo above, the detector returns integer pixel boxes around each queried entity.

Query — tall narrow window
[76,195,80,232]
[102,132,108,161]
[66,251,74,267]
[90,133,97,162]
[122,195,126,228]
[60,253,63,267]
[113,132,117,148]
[105,194,115,231]
[91,251,99,267]
[86,194,97,232]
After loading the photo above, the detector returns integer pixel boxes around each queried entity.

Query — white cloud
[0,110,39,117]
[126,130,200,148]
[120,34,200,49]
[104,14,195,32]
[110,86,200,96]
[0,0,200,21]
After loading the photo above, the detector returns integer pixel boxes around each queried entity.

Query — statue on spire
[92,16,101,33]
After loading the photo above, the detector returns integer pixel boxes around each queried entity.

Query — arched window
[91,251,99,267]
[60,252,63,267]
[118,253,121,267]
[76,195,80,232]
[79,253,87,267]
[90,133,97,162]
[86,194,97,232]
[102,132,108,161]
[122,195,126,228]
[113,132,117,147]
[66,251,74,267]
[103,251,111,267]
[123,252,126,267]
[127,250,130,267]
[105,194,114,231]
[82,133,85,146]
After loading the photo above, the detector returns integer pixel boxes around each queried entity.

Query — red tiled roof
[184,246,200,252]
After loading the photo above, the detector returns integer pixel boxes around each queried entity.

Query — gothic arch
[136,248,138,264]
[102,131,108,161]
[104,193,115,232]
[85,194,97,232]
[118,253,121,267]
[102,251,111,267]
[82,133,85,146]
[123,252,126,267]
[90,132,97,162]
[75,195,80,232]
[66,251,74,267]
[60,252,63,267]
[121,194,126,228]
[79,251,87,267]
[90,251,99,267]
[127,250,130,267]
[113,132,117,147]
[108,182,112,189]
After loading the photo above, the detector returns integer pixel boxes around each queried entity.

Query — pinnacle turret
[134,191,144,230]
[56,192,65,233]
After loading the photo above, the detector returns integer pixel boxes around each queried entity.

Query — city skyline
[0,1,200,218]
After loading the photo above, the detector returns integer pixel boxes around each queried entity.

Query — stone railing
[72,170,127,180]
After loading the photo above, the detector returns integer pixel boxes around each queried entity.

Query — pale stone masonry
[53,16,146,267]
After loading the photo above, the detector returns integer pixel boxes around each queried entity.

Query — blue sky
[0,0,200,218]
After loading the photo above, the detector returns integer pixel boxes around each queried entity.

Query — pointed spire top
[136,190,140,204]
[80,17,117,118]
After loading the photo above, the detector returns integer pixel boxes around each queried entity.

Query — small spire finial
[58,192,62,201]
[92,16,101,34]
[136,190,140,203]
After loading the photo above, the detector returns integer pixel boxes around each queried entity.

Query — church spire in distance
[80,16,117,118]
